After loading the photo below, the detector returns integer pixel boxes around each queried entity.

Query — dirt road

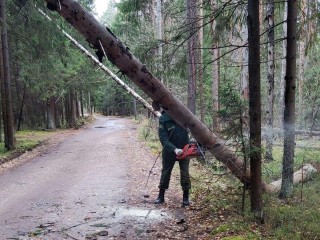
[0,115,190,239]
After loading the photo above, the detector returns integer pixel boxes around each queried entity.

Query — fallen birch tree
[38,8,161,118]
[42,0,318,191]
[265,164,318,193]
[43,0,250,185]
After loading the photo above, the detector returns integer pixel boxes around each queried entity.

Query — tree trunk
[0,35,8,145]
[197,0,204,122]
[17,87,26,131]
[70,88,76,127]
[0,0,15,150]
[38,7,161,118]
[297,0,312,128]
[248,0,262,213]
[279,0,298,199]
[155,0,163,82]
[44,0,251,184]
[279,2,287,127]
[75,90,80,118]
[265,0,275,162]
[46,97,56,129]
[240,8,249,135]
[210,0,220,132]
[65,89,76,128]
[54,97,61,128]
[88,92,92,115]
[297,40,306,128]
[187,0,197,114]
[80,90,84,117]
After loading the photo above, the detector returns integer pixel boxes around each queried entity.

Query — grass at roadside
[0,115,94,163]
[138,117,320,239]
[137,117,161,155]
[0,130,57,160]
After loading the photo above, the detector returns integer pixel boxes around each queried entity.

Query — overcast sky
[94,0,109,18]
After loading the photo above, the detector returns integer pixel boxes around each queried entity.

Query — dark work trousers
[159,151,191,191]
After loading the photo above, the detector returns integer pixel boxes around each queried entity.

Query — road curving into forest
[0,115,189,239]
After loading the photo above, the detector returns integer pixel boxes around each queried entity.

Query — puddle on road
[113,207,170,221]
[94,119,126,132]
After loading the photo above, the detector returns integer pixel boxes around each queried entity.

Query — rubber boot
[155,189,165,204]
[182,190,190,206]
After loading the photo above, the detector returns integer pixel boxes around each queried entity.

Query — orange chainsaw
[176,142,206,160]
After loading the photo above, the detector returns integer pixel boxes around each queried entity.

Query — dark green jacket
[158,112,189,154]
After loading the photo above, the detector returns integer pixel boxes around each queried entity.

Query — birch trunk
[279,2,287,127]
[155,0,163,82]
[44,0,250,184]
[297,40,306,128]
[198,0,204,122]
[240,10,249,132]
[38,7,161,118]
[187,0,197,114]
[210,0,220,132]
[297,0,309,128]
[265,0,275,162]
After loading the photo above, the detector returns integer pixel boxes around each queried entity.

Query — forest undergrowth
[0,116,319,239]
[138,116,320,239]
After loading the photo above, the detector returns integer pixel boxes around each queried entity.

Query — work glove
[174,148,183,156]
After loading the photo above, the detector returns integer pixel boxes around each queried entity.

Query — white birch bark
[187,0,197,114]
[240,8,249,132]
[38,8,161,118]
[266,164,317,193]
[155,0,163,82]
[210,0,220,132]
[279,2,287,127]
[198,0,204,122]
[265,0,275,162]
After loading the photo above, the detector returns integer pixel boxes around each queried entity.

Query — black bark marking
[141,65,148,73]
[213,143,221,148]
[117,41,132,59]
[139,79,147,85]
[149,83,156,93]
[72,9,79,20]
[106,27,117,39]
[131,66,137,74]
[140,65,153,78]
[66,17,73,23]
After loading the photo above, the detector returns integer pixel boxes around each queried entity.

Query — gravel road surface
[0,115,187,240]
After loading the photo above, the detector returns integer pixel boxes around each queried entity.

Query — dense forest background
[1,0,319,135]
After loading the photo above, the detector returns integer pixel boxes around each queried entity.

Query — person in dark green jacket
[155,110,191,206]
